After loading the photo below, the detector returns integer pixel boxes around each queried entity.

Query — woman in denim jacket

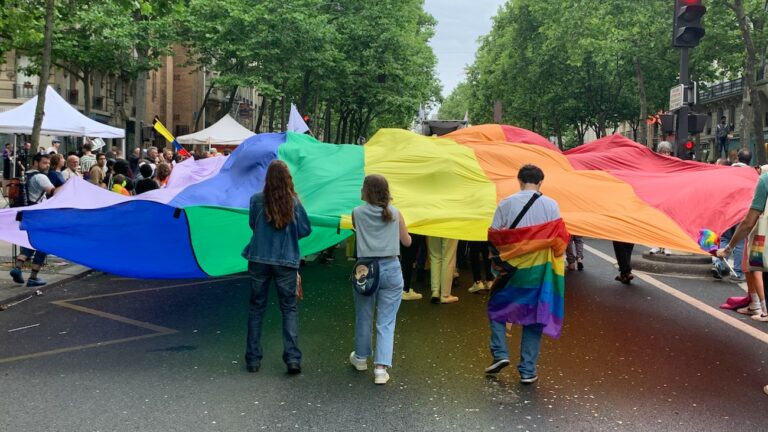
[242,160,311,375]
[349,174,412,384]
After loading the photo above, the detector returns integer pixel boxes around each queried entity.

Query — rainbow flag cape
[0,124,758,279]
[487,219,570,338]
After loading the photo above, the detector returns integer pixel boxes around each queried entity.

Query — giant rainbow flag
[0,124,757,279]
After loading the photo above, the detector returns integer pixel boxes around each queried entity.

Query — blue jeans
[353,257,404,368]
[489,320,544,378]
[19,246,46,265]
[715,226,744,277]
[245,262,301,366]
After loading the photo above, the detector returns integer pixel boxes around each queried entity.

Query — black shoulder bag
[488,193,542,296]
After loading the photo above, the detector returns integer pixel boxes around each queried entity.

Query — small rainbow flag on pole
[153,116,192,158]
[698,229,719,254]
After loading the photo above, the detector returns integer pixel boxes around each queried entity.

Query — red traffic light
[685,140,695,150]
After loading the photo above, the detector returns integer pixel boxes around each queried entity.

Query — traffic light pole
[676,47,691,159]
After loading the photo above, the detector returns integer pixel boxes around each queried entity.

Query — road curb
[0,268,93,311]
[632,253,712,277]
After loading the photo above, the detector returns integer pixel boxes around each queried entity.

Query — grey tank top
[353,204,400,258]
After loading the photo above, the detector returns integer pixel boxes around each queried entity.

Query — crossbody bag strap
[508,192,542,229]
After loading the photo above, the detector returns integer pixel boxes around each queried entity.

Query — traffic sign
[669,84,685,111]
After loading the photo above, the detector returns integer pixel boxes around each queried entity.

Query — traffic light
[673,0,706,48]
[685,140,695,150]
[687,113,708,134]
[660,113,676,134]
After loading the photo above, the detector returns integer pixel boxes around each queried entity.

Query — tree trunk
[218,85,238,120]
[300,70,311,113]
[268,98,276,133]
[31,0,55,155]
[334,107,344,143]
[280,94,286,132]
[83,69,91,116]
[133,49,148,149]
[323,102,332,142]
[731,0,767,164]
[194,82,215,132]
[633,55,648,147]
[255,95,266,133]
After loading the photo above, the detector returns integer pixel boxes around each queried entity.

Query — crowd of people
[3,138,229,286]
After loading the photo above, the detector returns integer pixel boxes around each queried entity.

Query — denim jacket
[241,193,312,268]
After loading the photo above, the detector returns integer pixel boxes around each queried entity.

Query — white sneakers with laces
[468,281,485,293]
[349,351,367,371]
[374,367,390,385]
[402,289,422,301]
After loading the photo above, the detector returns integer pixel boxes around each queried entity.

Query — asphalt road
[0,240,766,432]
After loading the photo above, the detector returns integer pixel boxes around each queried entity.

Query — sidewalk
[0,239,91,310]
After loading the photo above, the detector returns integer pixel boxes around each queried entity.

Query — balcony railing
[698,78,743,103]
[698,69,766,104]
[13,84,37,99]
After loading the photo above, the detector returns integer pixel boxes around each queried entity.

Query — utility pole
[671,0,707,159]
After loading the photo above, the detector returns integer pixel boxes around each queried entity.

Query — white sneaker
[649,247,661,254]
[751,313,768,322]
[374,368,390,384]
[468,281,485,293]
[737,305,762,316]
[440,295,459,304]
[349,351,367,371]
[402,289,422,301]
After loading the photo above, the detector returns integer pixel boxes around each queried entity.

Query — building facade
[0,46,262,154]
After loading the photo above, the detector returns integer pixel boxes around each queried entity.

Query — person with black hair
[485,164,565,384]
[716,116,730,158]
[135,163,159,194]
[9,153,57,288]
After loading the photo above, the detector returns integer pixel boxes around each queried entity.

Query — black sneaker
[577,261,584,271]
[484,358,510,374]
[246,364,260,373]
[711,266,723,280]
[520,375,539,384]
[286,362,301,375]
[430,296,440,304]
[9,268,24,284]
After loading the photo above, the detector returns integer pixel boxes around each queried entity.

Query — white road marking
[7,323,40,333]
[584,244,768,345]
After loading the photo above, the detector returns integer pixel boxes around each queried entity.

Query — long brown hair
[263,160,297,230]
[362,174,394,222]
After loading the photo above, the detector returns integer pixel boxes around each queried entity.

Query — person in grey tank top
[349,174,412,385]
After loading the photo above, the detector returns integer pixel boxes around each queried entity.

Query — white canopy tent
[0,86,125,138]
[176,114,254,146]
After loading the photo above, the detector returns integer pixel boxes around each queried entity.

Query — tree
[439,81,469,120]
[31,0,55,154]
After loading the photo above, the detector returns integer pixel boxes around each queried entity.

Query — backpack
[9,172,44,208]
[6,178,22,206]
[350,258,380,296]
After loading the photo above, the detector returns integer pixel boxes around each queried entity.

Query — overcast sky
[423,0,507,97]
